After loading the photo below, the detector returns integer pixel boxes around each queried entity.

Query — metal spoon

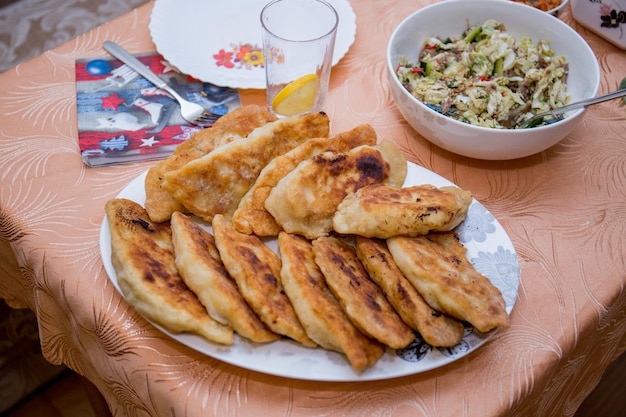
[518,88,626,128]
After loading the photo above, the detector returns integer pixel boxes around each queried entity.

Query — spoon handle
[537,88,626,116]
[520,88,626,128]
[554,88,626,113]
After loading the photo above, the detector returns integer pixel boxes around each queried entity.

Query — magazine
[75,52,241,167]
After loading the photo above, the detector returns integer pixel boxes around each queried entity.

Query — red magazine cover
[75,52,241,167]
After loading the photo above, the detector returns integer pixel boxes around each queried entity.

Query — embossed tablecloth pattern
[1,1,625,416]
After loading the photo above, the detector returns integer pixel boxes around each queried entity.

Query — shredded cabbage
[395,19,570,129]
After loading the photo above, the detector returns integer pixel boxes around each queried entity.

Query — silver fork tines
[102,41,212,126]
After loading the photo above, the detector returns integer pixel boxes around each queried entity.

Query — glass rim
[260,0,339,43]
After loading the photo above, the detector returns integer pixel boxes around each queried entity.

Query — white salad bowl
[387,0,600,160]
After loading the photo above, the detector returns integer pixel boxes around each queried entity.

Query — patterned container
[571,0,626,49]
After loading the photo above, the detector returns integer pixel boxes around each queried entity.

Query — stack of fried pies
[105,105,510,371]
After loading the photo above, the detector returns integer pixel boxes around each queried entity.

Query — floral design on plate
[213,43,265,70]
[397,326,474,363]
[457,203,497,243]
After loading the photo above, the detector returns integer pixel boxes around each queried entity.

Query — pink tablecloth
[1,1,625,416]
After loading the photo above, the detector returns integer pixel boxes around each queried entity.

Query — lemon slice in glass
[271,73,317,116]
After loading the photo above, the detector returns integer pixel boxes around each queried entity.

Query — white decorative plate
[149,0,357,89]
[100,162,520,381]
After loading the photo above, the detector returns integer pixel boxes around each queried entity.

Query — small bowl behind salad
[387,0,599,160]
[511,0,569,17]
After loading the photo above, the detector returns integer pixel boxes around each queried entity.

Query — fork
[518,88,626,128]
[102,41,215,126]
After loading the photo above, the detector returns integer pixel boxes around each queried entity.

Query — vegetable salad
[395,19,570,129]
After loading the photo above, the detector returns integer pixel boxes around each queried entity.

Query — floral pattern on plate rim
[213,43,265,70]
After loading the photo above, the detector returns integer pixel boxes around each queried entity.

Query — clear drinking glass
[260,0,338,117]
